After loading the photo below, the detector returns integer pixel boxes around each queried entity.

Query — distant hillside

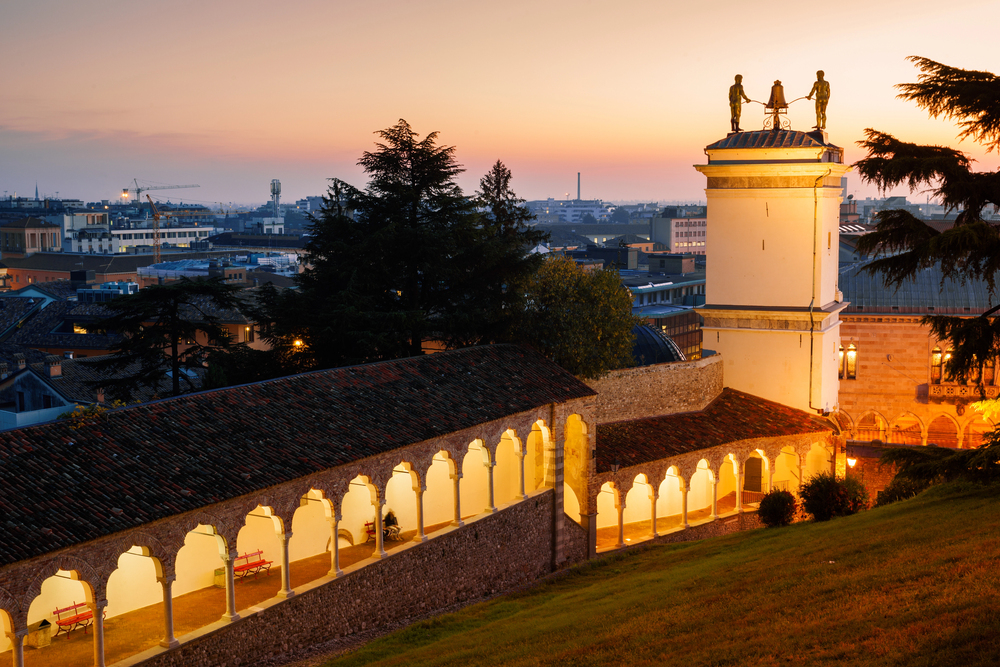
[323,483,1000,667]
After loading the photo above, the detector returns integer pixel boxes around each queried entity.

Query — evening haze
[2,0,997,207]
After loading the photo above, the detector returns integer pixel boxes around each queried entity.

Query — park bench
[233,550,272,580]
[364,521,376,542]
[53,601,97,637]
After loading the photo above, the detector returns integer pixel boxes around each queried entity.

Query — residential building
[0,218,62,258]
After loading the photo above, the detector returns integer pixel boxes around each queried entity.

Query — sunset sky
[2,0,997,208]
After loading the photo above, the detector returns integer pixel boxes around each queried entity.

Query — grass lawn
[322,482,1000,667]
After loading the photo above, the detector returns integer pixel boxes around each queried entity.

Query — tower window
[839,344,857,380]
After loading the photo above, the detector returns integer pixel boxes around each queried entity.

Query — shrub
[757,489,797,527]
[843,475,870,513]
[800,472,867,521]
[875,476,931,507]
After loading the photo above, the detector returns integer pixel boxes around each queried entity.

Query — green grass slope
[324,483,1000,667]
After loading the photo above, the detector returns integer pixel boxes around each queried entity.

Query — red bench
[364,521,376,542]
[53,601,97,637]
[233,550,272,580]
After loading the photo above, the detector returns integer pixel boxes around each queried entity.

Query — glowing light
[293,339,304,348]
[847,457,857,468]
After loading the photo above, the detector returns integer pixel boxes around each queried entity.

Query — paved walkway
[595,492,739,550]
[4,524,450,667]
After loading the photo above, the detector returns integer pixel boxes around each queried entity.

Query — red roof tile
[595,388,832,472]
[0,345,595,567]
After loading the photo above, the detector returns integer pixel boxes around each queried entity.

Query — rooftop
[705,129,839,151]
[595,388,831,473]
[839,261,1000,315]
[0,345,595,567]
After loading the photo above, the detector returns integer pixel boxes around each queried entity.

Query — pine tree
[86,277,246,399]
[855,57,1000,384]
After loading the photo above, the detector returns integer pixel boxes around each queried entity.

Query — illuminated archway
[656,467,685,531]
[856,411,888,442]
[805,442,832,480]
[927,414,959,448]
[773,447,800,494]
[964,417,997,449]
[688,460,715,520]
[525,421,551,492]
[461,439,492,517]
[622,474,654,541]
[889,412,924,446]
[424,452,458,531]
[494,430,522,506]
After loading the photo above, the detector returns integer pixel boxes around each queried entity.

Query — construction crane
[144,196,221,264]
[122,179,199,202]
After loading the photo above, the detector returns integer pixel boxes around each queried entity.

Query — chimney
[13,354,25,371]
[96,387,105,404]
[577,173,581,200]
[45,355,62,378]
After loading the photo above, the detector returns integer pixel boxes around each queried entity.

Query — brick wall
[585,354,723,424]
[846,444,898,503]
[133,491,556,667]
[838,316,988,449]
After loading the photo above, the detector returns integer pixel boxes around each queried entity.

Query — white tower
[270,179,281,218]
[694,129,850,414]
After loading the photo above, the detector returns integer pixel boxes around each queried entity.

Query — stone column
[768,465,775,492]
[516,449,526,500]
[650,492,659,538]
[616,502,625,548]
[682,487,690,529]
[414,485,427,542]
[796,457,803,495]
[485,461,497,513]
[587,511,598,559]
[7,628,27,667]
[90,599,108,667]
[711,476,718,519]
[735,461,744,513]
[373,498,388,559]
[222,549,240,622]
[451,471,464,527]
[157,575,179,648]
[328,514,343,577]
[278,532,294,598]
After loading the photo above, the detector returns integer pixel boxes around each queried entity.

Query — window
[245,325,254,343]
[43,395,52,409]
[839,343,857,380]
[931,346,943,384]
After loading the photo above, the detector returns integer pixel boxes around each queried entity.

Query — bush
[843,475,870,513]
[800,472,867,521]
[757,489,797,527]
[875,476,931,507]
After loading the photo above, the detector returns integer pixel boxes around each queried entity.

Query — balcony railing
[929,384,1000,399]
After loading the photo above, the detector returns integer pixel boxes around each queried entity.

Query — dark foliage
[757,489,797,527]
[842,475,870,514]
[800,472,865,522]
[258,121,548,371]
[875,476,932,507]
[879,429,1000,485]
[86,277,245,399]
[854,57,1000,385]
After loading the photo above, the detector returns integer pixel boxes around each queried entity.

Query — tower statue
[807,70,831,130]
[728,74,751,133]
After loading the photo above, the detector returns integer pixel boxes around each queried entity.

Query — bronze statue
[728,74,751,133]
[807,70,831,129]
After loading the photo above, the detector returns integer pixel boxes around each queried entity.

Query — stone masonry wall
[585,354,723,425]
[134,490,556,667]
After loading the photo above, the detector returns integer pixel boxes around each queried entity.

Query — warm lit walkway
[595,492,740,551]
[4,525,454,667]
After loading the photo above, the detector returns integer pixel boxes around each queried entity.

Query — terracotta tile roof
[0,344,594,567]
[595,388,832,472]
[7,301,121,350]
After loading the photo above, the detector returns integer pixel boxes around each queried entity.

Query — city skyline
[2,0,997,206]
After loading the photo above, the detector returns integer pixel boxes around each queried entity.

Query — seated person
[383,509,400,540]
